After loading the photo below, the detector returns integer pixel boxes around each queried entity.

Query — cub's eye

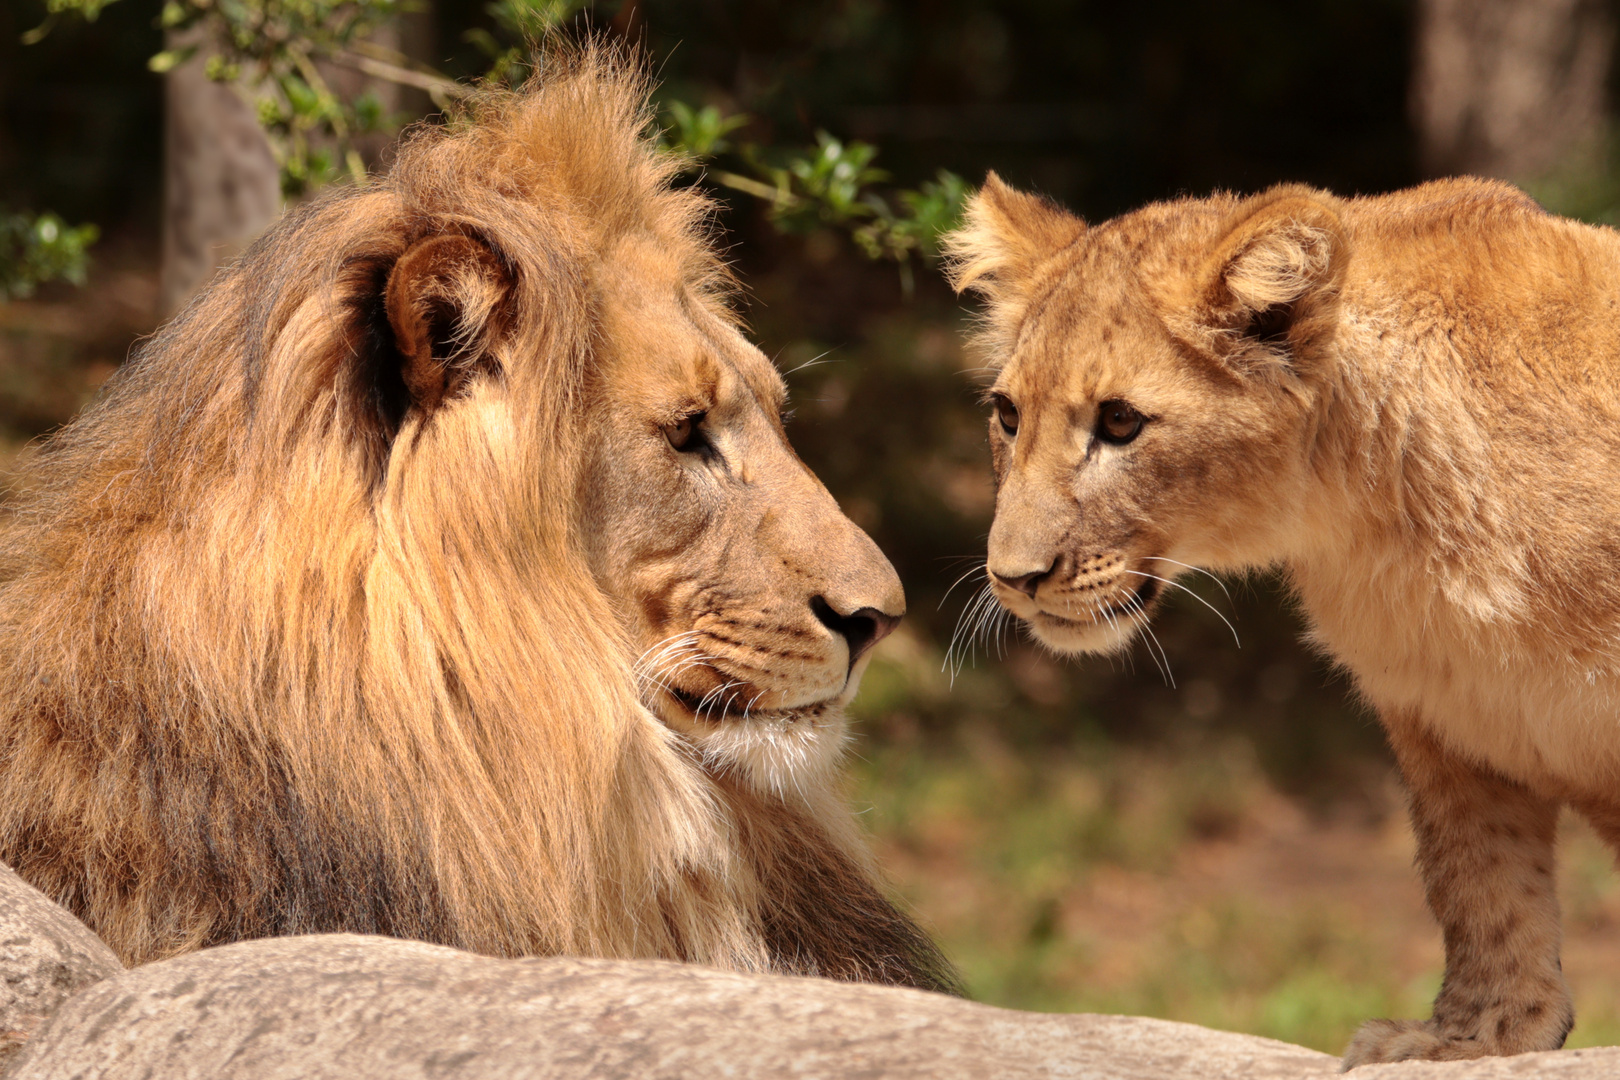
[991,394,1020,437]
[663,411,707,452]
[1097,400,1145,444]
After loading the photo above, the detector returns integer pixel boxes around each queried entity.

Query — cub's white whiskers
[1143,557,1232,602]
[1124,569,1241,648]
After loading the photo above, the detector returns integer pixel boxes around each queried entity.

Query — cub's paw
[1341,1020,1481,1069]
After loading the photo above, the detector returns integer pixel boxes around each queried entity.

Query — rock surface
[0,864,122,1069]
[0,863,1616,1079]
[6,934,1338,1080]
[1361,1049,1620,1077]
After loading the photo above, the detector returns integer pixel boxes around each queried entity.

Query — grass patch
[851,730,1620,1054]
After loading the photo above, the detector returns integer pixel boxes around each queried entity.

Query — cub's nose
[811,596,901,669]
[989,559,1056,599]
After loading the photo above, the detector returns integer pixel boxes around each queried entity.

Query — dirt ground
[856,739,1620,1054]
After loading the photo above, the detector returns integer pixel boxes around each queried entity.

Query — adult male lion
[946,174,1620,1063]
[0,51,955,994]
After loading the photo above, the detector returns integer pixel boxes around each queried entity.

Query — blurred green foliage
[1524,133,1620,227]
[0,211,99,300]
[26,0,966,261]
[18,0,121,44]
[851,741,1434,1051]
[40,0,418,194]
[665,118,969,291]
[661,100,746,158]
[465,0,589,85]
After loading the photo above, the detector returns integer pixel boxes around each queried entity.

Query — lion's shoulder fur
[1289,180,1620,796]
[0,48,954,994]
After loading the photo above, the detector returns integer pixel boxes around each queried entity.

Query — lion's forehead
[727,345,789,419]
[1008,264,1173,408]
[595,283,782,422]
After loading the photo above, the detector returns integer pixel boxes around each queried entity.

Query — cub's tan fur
[0,49,955,994]
[946,173,1620,1063]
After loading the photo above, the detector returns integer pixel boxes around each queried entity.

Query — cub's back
[1340,178,1620,408]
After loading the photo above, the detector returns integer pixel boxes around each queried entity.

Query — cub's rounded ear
[1162,185,1347,376]
[385,233,511,413]
[943,172,1086,302]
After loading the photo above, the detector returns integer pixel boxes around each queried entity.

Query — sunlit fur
[946,173,1620,1062]
[0,49,954,994]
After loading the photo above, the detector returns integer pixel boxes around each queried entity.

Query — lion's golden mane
[0,50,953,992]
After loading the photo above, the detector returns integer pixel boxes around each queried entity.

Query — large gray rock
[1360,1048,1620,1077]
[4,934,1335,1079]
[0,865,121,1069]
[0,864,1614,1078]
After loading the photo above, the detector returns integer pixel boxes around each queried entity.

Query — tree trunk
[159,26,281,317]
[1411,0,1615,181]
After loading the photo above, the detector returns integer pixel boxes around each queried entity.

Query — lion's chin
[1023,609,1142,656]
[1010,576,1164,658]
[692,706,850,801]
[648,690,850,801]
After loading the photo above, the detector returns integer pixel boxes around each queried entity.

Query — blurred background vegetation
[5,0,1620,1055]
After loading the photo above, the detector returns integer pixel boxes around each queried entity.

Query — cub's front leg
[1343,718,1572,1069]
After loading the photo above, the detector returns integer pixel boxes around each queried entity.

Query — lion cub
[945,174,1620,1065]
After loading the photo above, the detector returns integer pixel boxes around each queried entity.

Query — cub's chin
[1022,609,1144,655]
[996,577,1164,657]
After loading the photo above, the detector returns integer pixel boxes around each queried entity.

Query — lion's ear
[385,234,511,413]
[1165,185,1347,375]
[944,172,1085,302]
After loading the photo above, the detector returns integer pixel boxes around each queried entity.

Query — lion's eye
[1097,400,1145,444]
[663,411,707,452]
[991,394,1020,437]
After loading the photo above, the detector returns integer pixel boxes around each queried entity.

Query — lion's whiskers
[1123,569,1241,648]
[938,562,988,610]
[1121,591,1175,687]
[944,579,999,681]
[943,582,981,678]
[696,679,743,722]
[633,632,729,709]
[633,631,701,678]
[1143,556,1233,603]
[1084,595,1136,675]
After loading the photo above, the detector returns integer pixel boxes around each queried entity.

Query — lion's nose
[811,596,900,669]
[990,560,1056,599]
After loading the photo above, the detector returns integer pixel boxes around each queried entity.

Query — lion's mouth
[1099,575,1160,621]
[1034,575,1161,627]
[659,683,830,725]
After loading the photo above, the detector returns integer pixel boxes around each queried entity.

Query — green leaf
[486,0,589,38]
[282,74,321,117]
[203,54,241,82]
[147,44,198,73]
[663,100,749,159]
[0,209,99,302]
[44,0,122,21]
